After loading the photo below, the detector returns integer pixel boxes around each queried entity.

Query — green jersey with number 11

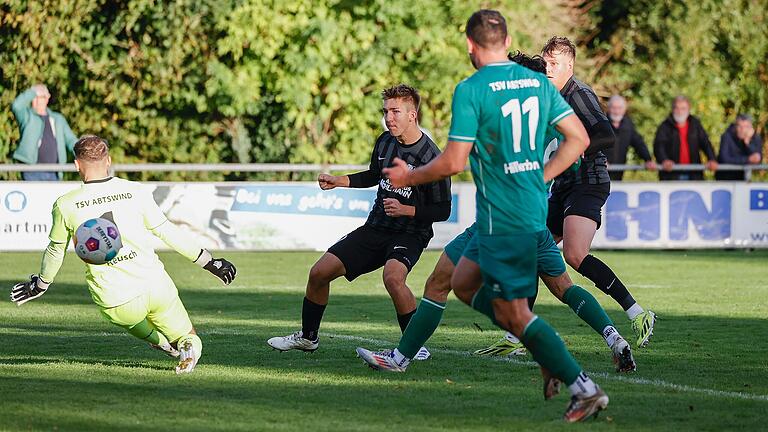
[448,61,574,235]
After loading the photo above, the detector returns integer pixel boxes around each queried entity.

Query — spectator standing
[607,95,656,180]
[715,114,763,180]
[11,84,78,180]
[653,95,718,181]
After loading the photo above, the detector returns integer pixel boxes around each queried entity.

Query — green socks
[397,297,446,359]
[521,316,582,386]
[125,318,169,346]
[562,285,614,336]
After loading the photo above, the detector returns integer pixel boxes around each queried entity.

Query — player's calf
[421,253,455,303]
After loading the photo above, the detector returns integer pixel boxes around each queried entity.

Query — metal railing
[0,163,766,180]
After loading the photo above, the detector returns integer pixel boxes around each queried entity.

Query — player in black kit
[267,84,452,356]
[542,37,656,347]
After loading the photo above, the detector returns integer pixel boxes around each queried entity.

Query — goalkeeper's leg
[126,318,179,358]
[100,293,179,357]
[148,274,203,374]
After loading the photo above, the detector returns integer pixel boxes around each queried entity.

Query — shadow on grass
[1,349,766,432]
[2,279,767,395]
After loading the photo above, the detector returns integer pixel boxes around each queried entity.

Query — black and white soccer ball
[74,217,123,265]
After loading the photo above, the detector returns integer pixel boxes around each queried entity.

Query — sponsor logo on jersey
[378,163,415,199]
[379,178,413,199]
[503,160,541,175]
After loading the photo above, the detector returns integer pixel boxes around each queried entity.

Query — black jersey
[554,77,612,187]
[355,131,452,244]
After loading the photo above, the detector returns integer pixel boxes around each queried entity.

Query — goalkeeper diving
[10,135,237,374]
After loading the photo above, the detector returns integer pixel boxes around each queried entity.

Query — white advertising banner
[0,182,474,252]
[592,182,768,248]
[1,181,766,251]
[0,183,80,251]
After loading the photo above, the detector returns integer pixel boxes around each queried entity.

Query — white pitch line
[327,333,768,403]
[3,327,766,402]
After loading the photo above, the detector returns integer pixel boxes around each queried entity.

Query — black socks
[397,309,416,333]
[576,254,636,311]
[301,297,326,341]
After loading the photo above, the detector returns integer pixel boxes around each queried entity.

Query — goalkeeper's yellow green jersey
[48,177,199,308]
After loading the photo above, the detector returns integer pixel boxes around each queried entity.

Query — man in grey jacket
[11,84,78,180]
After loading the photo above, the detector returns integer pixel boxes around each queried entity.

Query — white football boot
[356,348,410,372]
[267,331,319,352]
[413,346,431,361]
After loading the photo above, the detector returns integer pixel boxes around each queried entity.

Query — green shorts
[458,227,565,278]
[99,273,193,342]
[469,230,566,301]
[444,223,477,265]
[535,229,567,277]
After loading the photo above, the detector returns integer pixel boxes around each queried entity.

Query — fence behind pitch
[0,163,766,250]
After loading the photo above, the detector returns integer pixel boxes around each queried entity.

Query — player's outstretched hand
[10,275,50,306]
[195,250,237,285]
[318,174,338,190]
[204,258,237,285]
[383,158,410,189]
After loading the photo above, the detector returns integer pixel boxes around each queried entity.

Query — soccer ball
[74,218,123,265]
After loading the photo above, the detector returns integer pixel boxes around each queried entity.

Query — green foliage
[1,0,232,180]
[0,0,560,180]
[5,1,762,181]
[584,0,768,177]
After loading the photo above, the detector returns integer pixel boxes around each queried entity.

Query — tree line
[1,0,764,180]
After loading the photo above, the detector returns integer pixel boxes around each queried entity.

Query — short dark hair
[466,10,507,49]
[382,84,420,112]
[507,51,547,74]
[736,113,753,123]
[542,36,576,59]
[74,135,109,162]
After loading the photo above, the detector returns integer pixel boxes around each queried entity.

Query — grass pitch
[1,250,766,431]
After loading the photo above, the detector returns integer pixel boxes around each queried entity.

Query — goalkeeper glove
[10,275,50,306]
[194,250,237,285]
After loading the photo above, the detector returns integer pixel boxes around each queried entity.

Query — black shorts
[547,182,610,237]
[327,225,426,281]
